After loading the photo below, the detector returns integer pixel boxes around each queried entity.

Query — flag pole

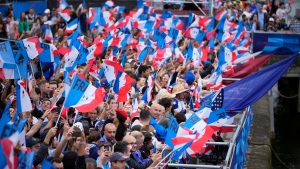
[39,61,45,78]
[16,65,22,79]
[154,149,174,168]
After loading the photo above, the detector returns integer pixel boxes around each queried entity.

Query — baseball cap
[183,71,196,85]
[26,137,41,147]
[269,18,274,22]
[95,120,105,131]
[73,122,83,131]
[44,9,50,14]
[110,152,129,162]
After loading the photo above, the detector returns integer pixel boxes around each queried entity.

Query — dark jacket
[127,155,153,169]
[34,142,49,167]
[264,23,278,32]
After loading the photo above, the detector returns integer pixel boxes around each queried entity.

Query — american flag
[211,88,224,111]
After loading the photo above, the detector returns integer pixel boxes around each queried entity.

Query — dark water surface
[273,78,300,169]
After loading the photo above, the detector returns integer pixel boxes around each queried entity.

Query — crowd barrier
[165,107,252,169]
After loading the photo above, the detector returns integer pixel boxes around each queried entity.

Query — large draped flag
[64,74,106,112]
[223,54,272,79]
[223,53,299,110]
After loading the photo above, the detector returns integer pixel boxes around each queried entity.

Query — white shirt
[276,7,291,22]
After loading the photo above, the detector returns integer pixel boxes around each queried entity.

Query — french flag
[188,42,201,67]
[206,72,223,91]
[130,97,139,120]
[16,80,32,118]
[0,41,16,69]
[165,116,194,148]
[66,19,78,34]
[64,74,106,112]
[113,71,135,102]
[100,11,114,26]
[102,59,124,83]
[64,46,79,72]
[44,25,53,42]
[174,44,185,63]
[0,132,19,169]
[193,85,201,108]
[21,36,43,59]
[215,9,227,21]
[59,8,71,22]
[181,114,215,156]
[112,6,126,14]
[152,48,172,68]
[58,0,68,11]
[217,19,238,32]
[233,51,262,65]
[171,133,199,152]
[88,7,101,24]
[141,87,152,104]
[103,0,115,9]
[39,43,58,62]
[206,108,228,131]
[222,31,234,43]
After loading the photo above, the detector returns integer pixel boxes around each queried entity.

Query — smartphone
[81,121,90,136]
[104,144,110,151]
[72,126,81,137]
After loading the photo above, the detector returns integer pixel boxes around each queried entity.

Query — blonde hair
[128,131,144,142]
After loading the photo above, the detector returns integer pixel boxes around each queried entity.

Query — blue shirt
[132,150,151,164]
[90,136,115,160]
[173,98,186,114]
[258,12,264,30]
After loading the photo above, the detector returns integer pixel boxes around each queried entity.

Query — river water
[273,78,300,169]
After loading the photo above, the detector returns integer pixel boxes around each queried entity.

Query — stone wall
[246,94,272,169]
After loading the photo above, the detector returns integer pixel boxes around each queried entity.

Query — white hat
[73,122,83,131]
[269,18,274,22]
[44,9,50,14]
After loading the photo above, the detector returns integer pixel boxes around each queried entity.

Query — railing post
[209,0,213,16]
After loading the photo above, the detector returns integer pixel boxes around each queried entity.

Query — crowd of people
[0,0,293,169]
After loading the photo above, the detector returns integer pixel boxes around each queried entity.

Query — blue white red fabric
[64,74,106,112]
[205,72,223,91]
[66,18,78,34]
[181,113,214,156]
[16,80,33,117]
[233,51,262,65]
[64,46,79,72]
[39,43,58,62]
[113,71,135,102]
[0,132,19,169]
[44,25,53,42]
[59,8,71,22]
[21,36,43,59]
[102,59,124,83]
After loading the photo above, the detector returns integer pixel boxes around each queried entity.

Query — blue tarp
[0,1,46,20]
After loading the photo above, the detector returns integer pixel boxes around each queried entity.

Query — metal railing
[161,107,252,169]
